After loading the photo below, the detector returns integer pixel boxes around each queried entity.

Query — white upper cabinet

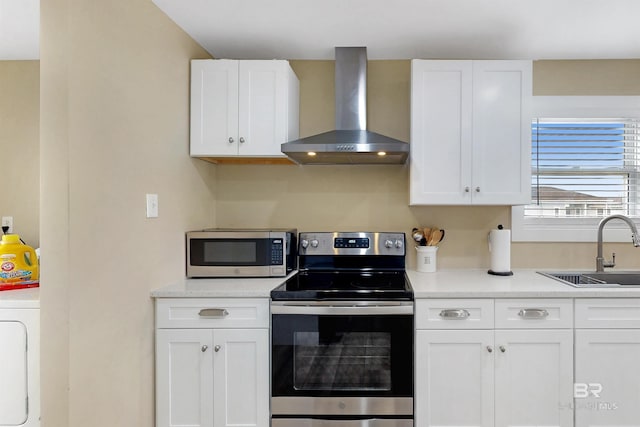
[410,60,532,205]
[190,59,299,159]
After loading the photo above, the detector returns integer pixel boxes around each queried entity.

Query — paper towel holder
[488,224,514,276]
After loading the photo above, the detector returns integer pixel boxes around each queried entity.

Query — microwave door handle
[198,308,230,318]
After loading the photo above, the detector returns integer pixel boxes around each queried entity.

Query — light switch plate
[146,194,158,218]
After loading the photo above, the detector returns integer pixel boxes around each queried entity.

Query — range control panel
[334,237,370,249]
[299,232,405,256]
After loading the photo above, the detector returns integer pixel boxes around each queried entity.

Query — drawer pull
[199,308,230,318]
[439,309,471,319]
[518,308,549,319]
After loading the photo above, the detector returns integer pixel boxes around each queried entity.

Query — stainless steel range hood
[281,47,409,165]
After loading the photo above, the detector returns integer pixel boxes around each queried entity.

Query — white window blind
[526,118,640,218]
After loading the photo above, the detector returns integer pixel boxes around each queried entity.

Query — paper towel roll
[488,228,512,275]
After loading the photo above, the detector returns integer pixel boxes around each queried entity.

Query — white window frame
[512,96,640,242]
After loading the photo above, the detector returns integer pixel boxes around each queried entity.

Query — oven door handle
[270,301,413,315]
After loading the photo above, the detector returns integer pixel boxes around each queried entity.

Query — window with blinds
[526,118,640,218]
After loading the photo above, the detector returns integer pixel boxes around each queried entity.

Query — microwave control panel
[270,239,284,265]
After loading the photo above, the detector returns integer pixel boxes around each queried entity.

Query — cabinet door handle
[228,137,234,143]
[518,308,549,319]
[439,309,471,319]
[499,345,506,353]
[239,137,245,143]
[198,308,230,318]
[487,346,493,353]
[465,187,470,193]
[201,345,208,352]
[475,187,480,193]
[214,345,221,352]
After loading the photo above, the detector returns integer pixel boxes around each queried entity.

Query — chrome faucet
[596,214,640,272]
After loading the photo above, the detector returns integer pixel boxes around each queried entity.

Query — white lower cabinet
[416,299,573,427]
[416,329,494,427]
[213,329,269,427]
[494,329,573,427]
[155,298,269,427]
[156,329,214,427]
[574,299,640,427]
[0,308,39,427]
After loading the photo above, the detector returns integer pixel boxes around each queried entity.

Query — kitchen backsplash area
[209,59,640,272]
[213,163,640,271]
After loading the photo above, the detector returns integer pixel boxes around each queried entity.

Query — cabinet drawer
[494,299,573,329]
[156,298,269,329]
[416,299,494,329]
[575,298,640,328]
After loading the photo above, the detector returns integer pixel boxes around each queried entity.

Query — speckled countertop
[151,269,640,299]
[407,269,640,298]
[150,272,297,298]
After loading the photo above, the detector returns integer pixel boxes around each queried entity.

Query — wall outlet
[1,216,13,233]
[146,194,158,218]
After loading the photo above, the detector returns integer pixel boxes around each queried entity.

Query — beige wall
[215,59,640,271]
[0,61,39,247]
[35,3,640,424]
[40,0,214,426]
[534,60,640,95]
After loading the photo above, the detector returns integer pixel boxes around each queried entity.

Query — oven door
[271,301,413,416]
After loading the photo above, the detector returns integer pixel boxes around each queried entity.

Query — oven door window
[272,314,413,397]
[294,331,391,391]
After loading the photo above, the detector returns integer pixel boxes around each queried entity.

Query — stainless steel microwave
[186,229,297,278]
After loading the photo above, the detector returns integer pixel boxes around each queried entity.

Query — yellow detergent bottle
[0,234,39,285]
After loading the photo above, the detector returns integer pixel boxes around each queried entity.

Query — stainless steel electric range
[270,232,414,427]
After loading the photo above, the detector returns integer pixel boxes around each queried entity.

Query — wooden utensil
[423,227,432,246]
[428,228,443,246]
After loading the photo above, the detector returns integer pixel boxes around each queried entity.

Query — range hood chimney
[281,47,409,165]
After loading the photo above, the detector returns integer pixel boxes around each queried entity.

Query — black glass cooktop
[270,270,413,301]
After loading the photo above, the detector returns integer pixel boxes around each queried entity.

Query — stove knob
[310,239,319,248]
[384,239,393,248]
[395,239,404,249]
[301,239,309,249]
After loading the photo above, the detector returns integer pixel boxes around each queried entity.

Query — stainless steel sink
[538,271,640,288]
